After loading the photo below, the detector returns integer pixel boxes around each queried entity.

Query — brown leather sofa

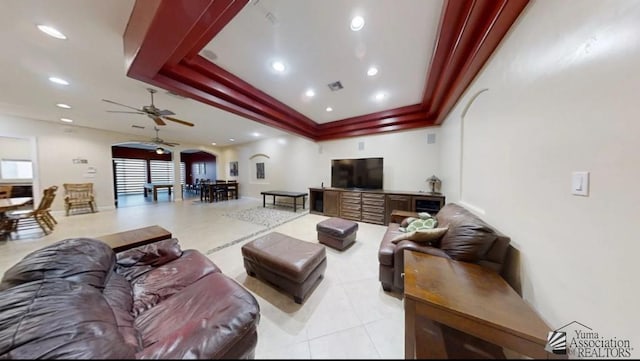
[379,203,511,292]
[0,237,260,359]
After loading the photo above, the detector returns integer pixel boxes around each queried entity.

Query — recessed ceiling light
[56,103,71,109]
[37,25,67,40]
[49,77,69,85]
[229,138,235,142]
[272,61,285,72]
[211,142,217,146]
[350,16,365,31]
[305,89,315,97]
[252,132,261,137]
[375,92,386,101]
[60,118,73,123]
[367,67,378,76]
[326,107,333,112]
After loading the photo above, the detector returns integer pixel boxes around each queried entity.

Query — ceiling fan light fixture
[155,147,165,154]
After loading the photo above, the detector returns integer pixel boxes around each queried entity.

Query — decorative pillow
[391,227,449,244]
[400,217,416,228]
[406,217,438,232]
[399,213,438,233]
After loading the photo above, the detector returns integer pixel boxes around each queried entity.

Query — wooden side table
[403,250,556,359]
[95,225,172,253]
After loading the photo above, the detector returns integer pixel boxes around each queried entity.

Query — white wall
[0,114,211,211]
[225,128,441,199]
[438,0,639,350]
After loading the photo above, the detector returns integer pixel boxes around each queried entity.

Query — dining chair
[211,180,228,201]
[226,180,238,199]
[6,185,58,236]
[0,185,12,199]
[63,183,96,216]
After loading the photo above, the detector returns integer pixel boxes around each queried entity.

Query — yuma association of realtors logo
[545,321,634,358]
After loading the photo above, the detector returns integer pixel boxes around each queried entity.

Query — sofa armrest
[392,241,451,289]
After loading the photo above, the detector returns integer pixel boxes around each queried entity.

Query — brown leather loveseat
[0,237,260,359]
[379,203,511,292]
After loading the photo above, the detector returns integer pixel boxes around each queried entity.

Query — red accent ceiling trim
[124,0,529,141]
[185,56,318,130]
[154,72,317,139]
[423,0,530,124]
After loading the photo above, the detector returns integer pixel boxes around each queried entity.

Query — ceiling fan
[130,127,180,154]
[102,88,195,127]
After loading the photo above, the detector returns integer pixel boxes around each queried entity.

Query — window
[150,160,174,183]
[1,159,33,180]
[114,158,186,196]
[114,158,146,195]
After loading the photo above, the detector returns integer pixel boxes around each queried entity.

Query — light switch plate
[571,171,589,196]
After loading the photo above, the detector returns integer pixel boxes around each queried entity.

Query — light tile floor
[0,197,405,359]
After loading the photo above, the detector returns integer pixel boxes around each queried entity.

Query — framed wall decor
[256,162,265,179]
[230,161,238,176]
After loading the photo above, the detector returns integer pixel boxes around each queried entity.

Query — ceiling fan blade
[101,99,144,112]
[107,110,145,114]
[164,116,195,127]
[157,109,175,116]
[149,115,166,126]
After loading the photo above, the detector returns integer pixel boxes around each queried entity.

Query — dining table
[0,197,33,236]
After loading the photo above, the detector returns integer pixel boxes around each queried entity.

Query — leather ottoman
[241,232,326,304]
[316,217,358,250]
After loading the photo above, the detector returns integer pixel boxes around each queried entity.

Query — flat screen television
[331,157,383,190]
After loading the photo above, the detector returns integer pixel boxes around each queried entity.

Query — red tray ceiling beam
[123,0,529,141]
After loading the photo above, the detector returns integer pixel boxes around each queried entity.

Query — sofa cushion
[103,272,141,351]
[0,238,115,291]
[134,272,260,359]
[129,250,220,317]
[0,279,136,359]
[437,204,498,262]
[116,238,183,281]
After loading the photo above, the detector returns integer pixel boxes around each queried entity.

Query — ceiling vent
[201,49,218,61]
[328,81,344,91]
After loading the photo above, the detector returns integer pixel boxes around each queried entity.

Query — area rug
[223,205,309,228]
[206,206,309,254]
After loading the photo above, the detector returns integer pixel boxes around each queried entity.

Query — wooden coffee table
[95,225,172,253]
[260,190,307,212]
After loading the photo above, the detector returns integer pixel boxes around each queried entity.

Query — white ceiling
[0,0,443,147]
[204,0,442,123]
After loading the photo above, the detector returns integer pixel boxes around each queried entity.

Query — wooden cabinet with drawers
[385,194,412,218]
[309,188,445,225]
[340,191,362,221]
[361,192,386,225]
[323,190,340,217]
